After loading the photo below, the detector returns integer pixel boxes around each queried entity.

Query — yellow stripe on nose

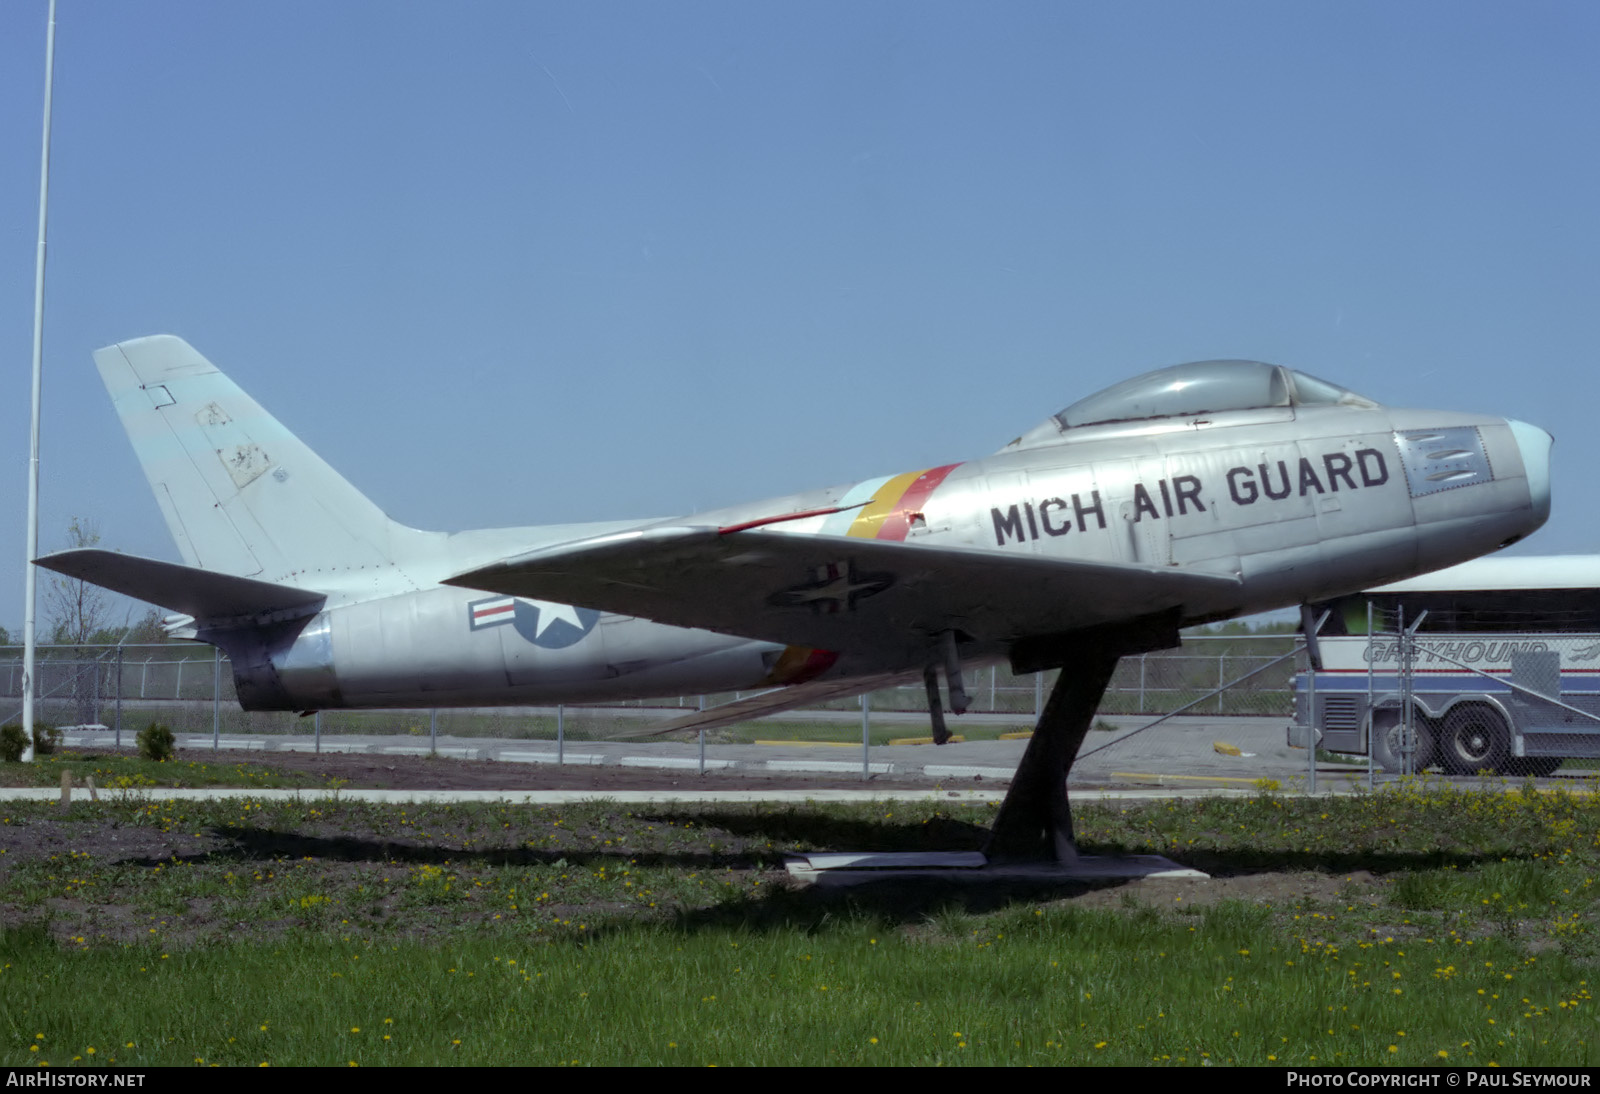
[846,470,921,538]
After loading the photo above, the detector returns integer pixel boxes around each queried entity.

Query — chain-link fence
[0,636,1296,741]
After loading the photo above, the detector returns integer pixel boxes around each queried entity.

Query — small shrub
[137,722,176,763]
[0,723,56,761]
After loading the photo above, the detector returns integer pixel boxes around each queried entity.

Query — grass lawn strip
[0,780,1595,1066]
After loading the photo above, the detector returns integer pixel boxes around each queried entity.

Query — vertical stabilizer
[95,335,429,584]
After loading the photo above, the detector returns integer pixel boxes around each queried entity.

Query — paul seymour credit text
[1285,1075,1591,1088]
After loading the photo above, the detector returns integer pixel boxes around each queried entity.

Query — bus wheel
[1372,712,1435,774]
[1441,705,1509,775]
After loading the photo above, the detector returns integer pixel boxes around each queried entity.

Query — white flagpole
[22,0,59,763]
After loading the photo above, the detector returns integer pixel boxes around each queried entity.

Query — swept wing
[446,525,1241,661]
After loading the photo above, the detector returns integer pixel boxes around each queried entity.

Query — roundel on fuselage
[467,596,601,649]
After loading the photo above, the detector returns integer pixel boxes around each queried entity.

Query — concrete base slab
[798,851,988,871]
[497,751,604,765]
[275,742,369,753]
[380,746,480,759]
[766,760,894,775]
[923,765,1013,780]
[618,756,735,770]
[786,850,1205,885]
[176,737,269,750]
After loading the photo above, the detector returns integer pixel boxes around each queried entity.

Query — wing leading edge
[444,525,1241,661]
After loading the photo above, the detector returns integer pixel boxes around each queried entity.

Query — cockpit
[1003,360,1379,451]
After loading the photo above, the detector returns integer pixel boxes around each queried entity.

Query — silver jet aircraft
[39,336,1552,860]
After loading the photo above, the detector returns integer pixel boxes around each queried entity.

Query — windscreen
[1054,360,1377,431]
[1056,360,1288,429]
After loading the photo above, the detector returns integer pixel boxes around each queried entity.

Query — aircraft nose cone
[1507,418,1553,527]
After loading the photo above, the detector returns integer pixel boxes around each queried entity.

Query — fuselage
[216,400,1551,711]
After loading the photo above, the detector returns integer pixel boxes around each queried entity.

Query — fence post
[1399,605,1414,777]
[115,644,123,749]
[430,709,438,755]
[697,694,707,774]
[1366,599,1375,789]
[1035,672,1043,718]
[212,647,221,749]
[860,691,870,781]
[1306,638,1318,793]
[557,703,564,765]
[1138,657,1147,714]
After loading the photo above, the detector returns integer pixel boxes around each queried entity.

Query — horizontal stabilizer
[34,549,326,621]
[446,525,1242,659]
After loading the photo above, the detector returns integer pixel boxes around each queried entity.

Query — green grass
[2,908,1591,1066]
[2,782,1597,1065]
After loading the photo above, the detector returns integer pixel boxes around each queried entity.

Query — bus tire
[1441,705,1509,775]
[1371,712,1436,774]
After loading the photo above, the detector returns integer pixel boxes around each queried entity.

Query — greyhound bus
[1292,556,1600,775]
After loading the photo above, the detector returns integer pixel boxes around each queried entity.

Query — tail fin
[95,335,428,584]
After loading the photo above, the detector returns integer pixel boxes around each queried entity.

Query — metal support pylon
[983,651,1120,863]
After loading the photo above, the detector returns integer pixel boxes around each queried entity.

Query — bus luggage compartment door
[1509,650,1563,746]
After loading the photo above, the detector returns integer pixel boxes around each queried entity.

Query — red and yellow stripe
[845,463,962,541]
[762,463,962,685]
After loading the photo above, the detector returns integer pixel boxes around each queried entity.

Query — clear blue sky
[2,2,1596,634]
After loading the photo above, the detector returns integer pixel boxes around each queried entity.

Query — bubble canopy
[1054,360,1377,431]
